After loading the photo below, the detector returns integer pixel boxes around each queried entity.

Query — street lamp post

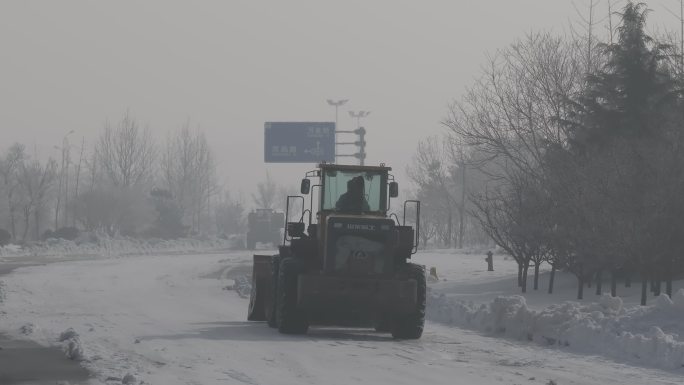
[327,99,349,163]
[348,110,370,130]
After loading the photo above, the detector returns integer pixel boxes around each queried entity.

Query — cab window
[322,170,385,212]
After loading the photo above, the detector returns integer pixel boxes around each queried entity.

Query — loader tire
[266,255,281,328]
[247,263,266,321]
[391,263,426,339]
[277,257,309,334]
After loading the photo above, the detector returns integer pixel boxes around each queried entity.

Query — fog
[3,2,684,384]
[3,0,659,192]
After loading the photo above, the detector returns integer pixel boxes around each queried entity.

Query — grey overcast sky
[0,1,678,197]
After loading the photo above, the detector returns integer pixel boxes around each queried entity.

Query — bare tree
[444,31,586,258]
[215,190,246,236]
[445,32,585,186]
[73,186,153,236]
[192,131,219,234]
[656,1,684,81]
[161,124,218,234]
[444,31,601,293]
[0,144,27,239]
[97,112,156,188]
[86,148,99,194]
[19,157,58,240]
[571,0,607,76]
[407,137,457,247]
[72,137,86,227]
[252,171,278,210]
[470,171,551,293]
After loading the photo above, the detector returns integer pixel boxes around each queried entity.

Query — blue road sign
[264,122,336,163]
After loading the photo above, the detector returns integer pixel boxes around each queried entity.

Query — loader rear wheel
[391,263,426,339]
[266,255,281,328]
[277,258,308,334]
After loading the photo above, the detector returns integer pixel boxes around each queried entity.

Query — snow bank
[0,234,240,259]
[59,328,85,361]
[428,289,684,369]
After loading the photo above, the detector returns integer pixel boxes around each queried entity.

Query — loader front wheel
[277,257,308,334]
[391,263,426,339]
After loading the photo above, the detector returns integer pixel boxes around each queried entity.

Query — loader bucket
[247,254,273,321]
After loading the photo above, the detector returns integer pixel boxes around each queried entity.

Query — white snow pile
[0,244,22,255]
[58,327,85,361]
[122,373,138,385]
[231,275,252,298]
[20,322,36,335]
[428,289,684,369]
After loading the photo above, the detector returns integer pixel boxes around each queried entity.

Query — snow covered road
[0,251,682,385]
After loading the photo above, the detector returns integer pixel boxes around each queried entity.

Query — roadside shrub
[0,228,11,246]
[41,229,55,241]
[53,227,80,241]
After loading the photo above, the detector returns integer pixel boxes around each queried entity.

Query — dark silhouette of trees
[439,2,684,303]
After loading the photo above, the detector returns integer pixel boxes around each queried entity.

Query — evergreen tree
[570,2,681,150]
[559,2,684,304]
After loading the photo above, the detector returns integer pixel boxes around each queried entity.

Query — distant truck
[246,209,285,249]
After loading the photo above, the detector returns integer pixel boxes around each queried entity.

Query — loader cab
[320,165,390,215]
[295,164,398,231]
[285,163,416,268]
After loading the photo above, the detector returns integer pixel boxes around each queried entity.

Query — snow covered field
[0,249,682,385]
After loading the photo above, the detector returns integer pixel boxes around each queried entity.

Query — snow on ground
[0,250,682,384]
[0,235,240,260]
[413,251,684,370]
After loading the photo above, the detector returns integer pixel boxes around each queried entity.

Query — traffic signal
[354,127,366,165]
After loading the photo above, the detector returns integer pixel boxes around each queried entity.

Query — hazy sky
[0,1,678,199]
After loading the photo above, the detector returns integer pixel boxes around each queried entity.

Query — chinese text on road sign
[264,122,336,163]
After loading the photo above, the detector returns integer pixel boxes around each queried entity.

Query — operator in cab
[335,176,370,212]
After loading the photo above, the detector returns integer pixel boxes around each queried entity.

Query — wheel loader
[247,163,424,339]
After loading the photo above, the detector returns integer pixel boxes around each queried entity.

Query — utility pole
[326,99,349,163]
[349,110,370,130]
